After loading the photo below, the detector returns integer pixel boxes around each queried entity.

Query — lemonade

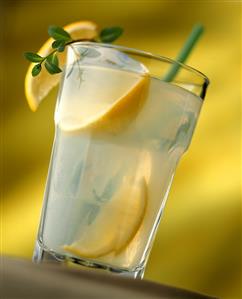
[34,46,203,276]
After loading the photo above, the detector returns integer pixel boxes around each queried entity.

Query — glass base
[33,240,145,279]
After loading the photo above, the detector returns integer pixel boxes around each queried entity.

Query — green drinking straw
[163,24,204,82]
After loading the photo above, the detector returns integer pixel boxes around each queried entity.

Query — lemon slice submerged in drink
[56,65,149,133]
[64,177,147,258]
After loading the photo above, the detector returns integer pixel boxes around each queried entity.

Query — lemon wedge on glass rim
[24,20,98,111]
[24,20,150,134]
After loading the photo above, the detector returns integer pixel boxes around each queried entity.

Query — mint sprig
[24,25,123,77]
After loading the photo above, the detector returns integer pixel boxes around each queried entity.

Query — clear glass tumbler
[33,43,209,278]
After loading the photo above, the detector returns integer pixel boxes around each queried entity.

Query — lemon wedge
[57,66,149,133]
[63,177,147,258]
[24,21,98,111]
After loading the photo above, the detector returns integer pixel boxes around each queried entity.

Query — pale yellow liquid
[41,65,202,271]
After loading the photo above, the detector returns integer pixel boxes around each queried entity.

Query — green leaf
[57,43,66,52]
[32,64,42,76]
[48,25,71,41]
[47,53,59,66]
[24,52,43,63]
[52,39,64,49]
[87,205,100,225]
[45,60,62,74]
[99,27,123,43]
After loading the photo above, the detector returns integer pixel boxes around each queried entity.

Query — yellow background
[1,1,241,298]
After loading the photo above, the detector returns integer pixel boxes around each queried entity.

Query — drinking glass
[33,42,209,278]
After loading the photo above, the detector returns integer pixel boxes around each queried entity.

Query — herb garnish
[24,26,123,77]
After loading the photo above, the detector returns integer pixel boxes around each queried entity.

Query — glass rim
[70,41,210,86]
